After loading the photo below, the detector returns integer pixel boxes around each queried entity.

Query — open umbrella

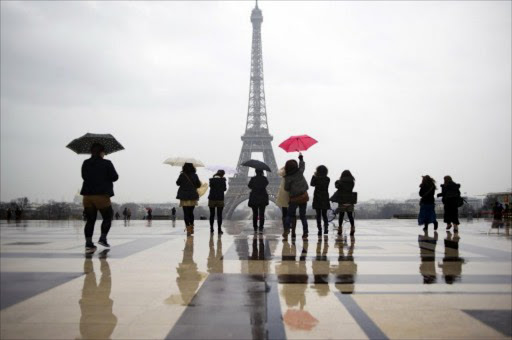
[66,133,124,155]
[163,157,205,167]
[242,159,271,172]
[283,309,319,331]
[279,135,317,153]
[206,165,237,175]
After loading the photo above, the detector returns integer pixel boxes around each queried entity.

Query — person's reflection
[438,231,465,284]
[207,234,223,274]
[312,236,330,296]
[175,236,202,305]
[332,235,357,294]
[418,230,438,284]
[79,250,117,340]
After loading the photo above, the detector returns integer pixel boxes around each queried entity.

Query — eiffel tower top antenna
[255,0,258,8]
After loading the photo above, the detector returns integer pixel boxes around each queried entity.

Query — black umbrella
[242,159,271,172]
[66,133,124,155]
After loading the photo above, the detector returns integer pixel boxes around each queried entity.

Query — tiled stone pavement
[0,219,511,339]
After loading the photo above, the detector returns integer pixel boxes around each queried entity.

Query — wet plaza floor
[0,219,511,339]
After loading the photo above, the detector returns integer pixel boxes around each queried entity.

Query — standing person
[176,163,201,236]
[147,208,153,221]
[6,208,12,222]
[248,169,269,233]
[114,211,120,220]
[283,154,309,240]
[418,175,439,231]
[122,208,127,221]
[171,207,177,221]
[276,167,289,228]
[311,165,330,236]
[334,170,356,235]
[437,176,462,232]
[126,208,131,222]
[15,206,22,221]
[208,170,227,234]
[80,143,119,252]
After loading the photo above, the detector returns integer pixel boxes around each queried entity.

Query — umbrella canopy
[206,165,237,175]
[163,157,205,167]
[242,159,271,172]
[66,133,124,155]
[279,134,317,153]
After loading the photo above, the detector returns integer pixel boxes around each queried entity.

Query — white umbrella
[205,164,237,175]
[163,157,205,167]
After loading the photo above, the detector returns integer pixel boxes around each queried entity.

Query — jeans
[209,207,223,228]
[183,206,195,226]
[315,209,328,228]
[285,202,308,234]
[252,206,266,229]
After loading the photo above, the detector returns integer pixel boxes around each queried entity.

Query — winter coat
[248,174,269,207]
[276,168,289,208]
[311,175,331,209]
[334,177,355,204]
[80,156,119,197]
[284,160,309,198]
[419,183,436,205]
[176,173,201,200]
[437,182,461,206]
[208,176,227,201]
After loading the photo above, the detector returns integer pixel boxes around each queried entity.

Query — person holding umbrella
[248,169,269,233]
[283,154,309,240]
[80,143,119,252]
[176,163,201,236]
[311,165,331,236]
[208,170,227,234]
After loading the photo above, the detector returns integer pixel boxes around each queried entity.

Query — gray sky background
[1,1,511,204]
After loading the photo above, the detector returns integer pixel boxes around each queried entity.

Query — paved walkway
[0,219,511,339]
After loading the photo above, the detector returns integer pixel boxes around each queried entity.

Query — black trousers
[209,207,223,228]
[84,206,113,239]
[252,206,266,229]
[315,209,328,228]
[281,207,288,227]
[339,211,355,227]
[183,206,195,226]
[444,204,460,225]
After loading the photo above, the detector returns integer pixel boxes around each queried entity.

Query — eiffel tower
[224,1,280,219]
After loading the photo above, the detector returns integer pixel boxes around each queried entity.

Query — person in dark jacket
[80,143,119,252]
[208,170,227,234]
[334,170,356,235]
[311,165,330,236]
[437,176,461,232]
[248,169,269,233]
[6,208,12,222]
[283,154,309,240]
[176,163,201,236]
[418,175,439,231]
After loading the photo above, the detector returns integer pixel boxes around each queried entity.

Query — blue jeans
[285,202,308,234]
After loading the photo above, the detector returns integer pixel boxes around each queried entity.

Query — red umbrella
[283,309,319,330]
[279,135,317,153]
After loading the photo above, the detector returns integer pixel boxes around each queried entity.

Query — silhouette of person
[437,175,462,232]
[79,250,117,339]
[114,212,120,220]
[312,236,330,296]
[311,165,331,236]
[418,175,439,231]
[418,230,438,284]
[438,231,465,284]
[283,154,309,240]
[208,170,227,235]
[333,235,357,294]
[6,208,12,222]
[14,206,22,221]
[176,163,201,236]
[248,169,269,234]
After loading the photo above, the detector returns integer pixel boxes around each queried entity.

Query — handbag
[197,182,209,197]
[289,191,309,204]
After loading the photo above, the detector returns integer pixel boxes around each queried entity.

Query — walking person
[283,154,309,240]
[80,143,119,252]
[276,167,289,228]
[334,170,356,235]
[418,175,439,231]
[248,169,269,233]
[171,207,177,221]
[311,165,330,236]
[6,208,12,222]
[122,208,127,222]
[126,208,131,222]
[437,176,462,232]
[208,170,227,234]
[176,163,201,236]
[114,212,120,220]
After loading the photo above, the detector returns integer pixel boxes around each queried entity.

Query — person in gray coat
[283,154,309,240]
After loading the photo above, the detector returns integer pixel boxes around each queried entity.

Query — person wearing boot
[334,170,356,235]
[418,175,439,231]
[208,170,227,234]
[311,165,331,236]
[437,175,462,232]
[284,154,309,240]
[176,163,201,236]
[248,169,269,234]
[80,143,118,253]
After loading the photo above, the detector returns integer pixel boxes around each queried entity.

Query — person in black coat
[311,165,330,236]
[80,143,119,252]
[176,163,201,235]
[208,170,227,234]
[333,170,356,235]
[437,175,461,232]
[418,175,439,231]
[248,169,269,233]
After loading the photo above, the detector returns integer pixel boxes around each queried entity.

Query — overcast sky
[1,1,511,204]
